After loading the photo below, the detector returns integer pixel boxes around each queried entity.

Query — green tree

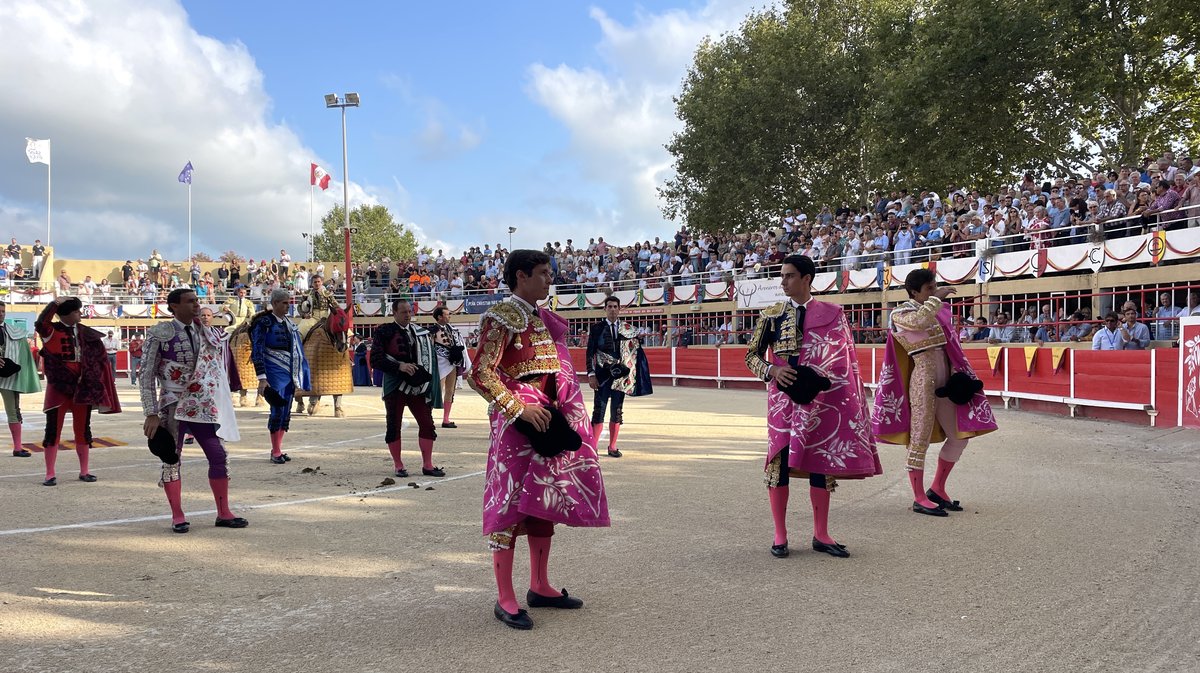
[313,204,420,263]
[218,250,245,264]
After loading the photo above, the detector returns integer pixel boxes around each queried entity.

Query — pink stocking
[768,486,789,545]
[164,480,186,525]
[209,478,235,520]
[9,422,21,451]
[44,444,58,480]
[591,423,603,446]
[270,430,283,457]
[442,402,452,425]
[607,423,620,450]
[387,440,404,470]
[418,437,435,470]
[931,458,956,501]
[493,546,519,614]
[528,536,556,597]
[908,469,939,508]
[809,485,836,545]
[75,446,90,477]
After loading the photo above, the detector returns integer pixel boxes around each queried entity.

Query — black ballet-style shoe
[607,449,622,458]
[527,589,583,609]
[912,501,949,517]
[422,467,446,477]
[394,468,409,478]
[215,517,250,528]
[812,538,850,558]
[441,421,457,428]
[770,543,789,558]
[270,455,287,464]
[172,522,190,534]
[282,453,292,462]
[494,602,533,630]
[12,449,31,457]
[184,437,195,445]
[78,474,98,483]
[42,477,57,487]
[926,489,963,511]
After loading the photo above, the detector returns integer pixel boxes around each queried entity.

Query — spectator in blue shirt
[1118,308,1151,349]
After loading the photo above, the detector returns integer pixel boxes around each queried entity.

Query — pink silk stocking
[387,440,404,470]
[528,535,556,597]
[809,486,836,545]
[909,469,939,508]
[768,486,789,546]
[164,480,186,525]
[493,546,519,614]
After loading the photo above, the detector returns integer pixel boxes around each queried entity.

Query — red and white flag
[310,163,331,190]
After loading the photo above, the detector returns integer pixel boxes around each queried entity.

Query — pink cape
[765,301,881,479]
[871,303,998,444]
[482,308,610,535]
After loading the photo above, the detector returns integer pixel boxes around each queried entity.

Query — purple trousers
[176,420,230,479]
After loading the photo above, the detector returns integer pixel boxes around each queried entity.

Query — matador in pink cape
[872,269,997,516]
[745,255,880,560]
[470,250,608,630]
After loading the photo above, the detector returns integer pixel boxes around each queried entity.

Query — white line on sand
[0,432,387,480]
[0,469,486,536]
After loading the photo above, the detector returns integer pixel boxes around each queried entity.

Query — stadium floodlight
[344,92,361,106]
[324,93,339,107]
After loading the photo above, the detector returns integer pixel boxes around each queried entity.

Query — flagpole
[46,143,52,247]
[309,182,314,263]
[187,181,192,261]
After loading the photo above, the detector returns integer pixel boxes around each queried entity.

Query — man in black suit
[587,296,633,457]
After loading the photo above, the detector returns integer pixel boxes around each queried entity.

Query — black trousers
[591,384,625,425]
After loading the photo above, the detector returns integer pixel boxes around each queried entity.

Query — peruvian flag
[310,163,331,190]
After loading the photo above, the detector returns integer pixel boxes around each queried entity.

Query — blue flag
[178,161,193,184]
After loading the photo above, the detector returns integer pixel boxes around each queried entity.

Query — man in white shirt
[1153,292,1181,341]
[1092,314,1123,350]
[102,330,121,374]
[294,268,310,293]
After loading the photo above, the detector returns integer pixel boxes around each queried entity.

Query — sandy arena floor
[0,383,1197,673]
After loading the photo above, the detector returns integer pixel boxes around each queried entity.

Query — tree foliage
[313,204,420,263]
[218,250,245,264]
[661,0,1200,232]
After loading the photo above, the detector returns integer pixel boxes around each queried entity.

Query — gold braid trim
[482,300,529,333]
[469,316,524,421]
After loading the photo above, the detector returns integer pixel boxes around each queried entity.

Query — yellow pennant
[1023,346,1038,375]
[1051,347,1068,371]
[1149,230,1167,265]
[986,346,1003,373]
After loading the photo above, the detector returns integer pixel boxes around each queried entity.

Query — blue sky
[0,0,762,261]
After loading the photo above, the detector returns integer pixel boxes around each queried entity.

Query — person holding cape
[745,255,881,559]
[470,249,609,630]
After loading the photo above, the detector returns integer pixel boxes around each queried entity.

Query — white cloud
[525,1,765,243]
[0,0,406,262]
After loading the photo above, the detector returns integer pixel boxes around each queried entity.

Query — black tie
[611,322,617,346]
[795,304,806,338]
[184,325,196,355]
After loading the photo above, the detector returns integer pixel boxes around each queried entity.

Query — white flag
[25,138,50,165]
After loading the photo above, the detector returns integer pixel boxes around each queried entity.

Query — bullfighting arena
[1,385,1197,673]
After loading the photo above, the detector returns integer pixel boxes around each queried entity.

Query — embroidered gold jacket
[469,298,559,421]
[889,297,947,355]
[745,300,804,382]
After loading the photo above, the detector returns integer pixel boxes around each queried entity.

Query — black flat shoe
[270,455,287,464]
[912,502,949,517]
[172,522,190,534]
[494,602,533,630]
[282,453,292,462]
[78,474,97,483]
[607,449,622,458]
[527,589,583,609]
[394,468,409,478]
[12,449,31,457]
[215,517,249,528]
[441,421,457,428]
[422,467,446,477]
[184,437,195,445]
[926,489,963,511]
[770,543,789,558]
[812,538,850,558]
[42,477,56,487]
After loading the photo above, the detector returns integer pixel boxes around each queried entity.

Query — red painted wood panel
[1005,348,1071,397]
[1154,349,1179,423]
[643,348,674,377]
[674,348,718,377]
[1073,351,1151,405]
[718,346,757,379]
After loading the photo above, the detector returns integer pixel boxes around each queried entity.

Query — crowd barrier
[565,329,1200,429]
